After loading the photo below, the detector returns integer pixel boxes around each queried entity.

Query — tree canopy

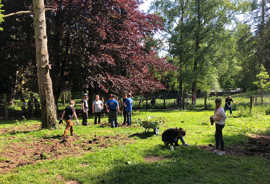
[1,0,172,103]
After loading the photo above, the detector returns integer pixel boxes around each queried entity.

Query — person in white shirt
[211,98,226,153]
[92,95,104,124]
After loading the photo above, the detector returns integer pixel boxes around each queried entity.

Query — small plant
[137,117,165,135]
[265,107,270,115]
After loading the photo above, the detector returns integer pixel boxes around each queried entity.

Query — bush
[265,108,270,115]
[137,117,165,134]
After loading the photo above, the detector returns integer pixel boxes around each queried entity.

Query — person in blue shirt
[105,94,120,128]
[124,93,133,126]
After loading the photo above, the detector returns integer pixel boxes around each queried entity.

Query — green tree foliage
[254,64,270,104]
[151,0,241,103]
[0,0,4,30]
[254,64,270,90]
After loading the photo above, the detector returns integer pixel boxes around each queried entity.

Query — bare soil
[0,129,133,174]
[0,124,41,135]
[144,156,165,163]
[200,134,270,158]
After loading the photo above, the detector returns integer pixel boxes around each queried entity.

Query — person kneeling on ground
[61,100,79,138]
[210,98,226,155]
[162,128,188,147]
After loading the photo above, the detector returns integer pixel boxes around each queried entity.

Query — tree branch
[3,8,56,18]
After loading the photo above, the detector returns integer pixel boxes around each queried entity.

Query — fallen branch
[3,8,56,18]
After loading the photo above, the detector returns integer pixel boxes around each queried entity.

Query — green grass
[0,108,270,184]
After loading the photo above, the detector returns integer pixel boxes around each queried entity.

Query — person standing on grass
[124,93,133,126]
[122,94,128,125]
[211,98,226,155]
[224,96,233,115]
[21,98,27,119]
[61,100,79,138]
[81,94,89,126]
[106,94,120,128]
[92,94,104,124]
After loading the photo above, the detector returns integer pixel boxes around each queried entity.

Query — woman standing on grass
[212,98,226,155]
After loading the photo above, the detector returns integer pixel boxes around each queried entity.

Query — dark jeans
[215,124,225,150]
[127,111,132,126]
[224,105,232,115]
[123,110,128,124]
[179,137,186,145]
[109,110,118,128]
[82,111,88,125]
[94,112,102,124]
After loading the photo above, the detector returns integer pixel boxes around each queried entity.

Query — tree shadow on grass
[43,135,63,140]
[56,132,270,184]
[128,131,156,139]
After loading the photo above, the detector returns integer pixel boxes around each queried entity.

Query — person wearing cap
[61,100,79,137]
[92,94,104,124]
[105,94,120,128]
[81,94,89,126]
[124,93,133,126]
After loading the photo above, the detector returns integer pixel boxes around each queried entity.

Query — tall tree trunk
[3,93,8,120]
[192,0,201,105]
[261,89,264,104]
[33,0,57,128]
[178,1,185,109]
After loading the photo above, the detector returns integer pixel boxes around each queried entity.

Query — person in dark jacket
[61,100,79,137]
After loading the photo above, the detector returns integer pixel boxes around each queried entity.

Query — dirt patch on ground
[0,134,133,174]
[144,156,165,163]
[200,134,270,158]
[0,124,41,135]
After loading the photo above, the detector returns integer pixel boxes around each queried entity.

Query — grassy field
[0,106,270,183]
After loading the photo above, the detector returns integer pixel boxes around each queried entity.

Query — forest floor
[0,108,270,184]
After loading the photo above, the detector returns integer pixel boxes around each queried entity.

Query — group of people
[61,93,133,138]
[21,93,40,119]
[60,92,233,155]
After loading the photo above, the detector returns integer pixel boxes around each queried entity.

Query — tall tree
[151,0,237,104]
[32,0,57,128]
[0,0,3,29]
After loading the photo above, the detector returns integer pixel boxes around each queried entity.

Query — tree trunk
[204,93,207,110]
[178,1,185,109]
[261,89,264,104]
[192,0,201,105]
[3,94,8,120]
[33,0,57,128]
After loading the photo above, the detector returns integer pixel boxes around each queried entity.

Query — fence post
[250,96,254,113]
[254,96,257,105]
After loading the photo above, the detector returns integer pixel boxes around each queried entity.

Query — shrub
[137,117,165,134]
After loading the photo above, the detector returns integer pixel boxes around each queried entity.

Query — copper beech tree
[1,0,172,112]
[47,0,171,99]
